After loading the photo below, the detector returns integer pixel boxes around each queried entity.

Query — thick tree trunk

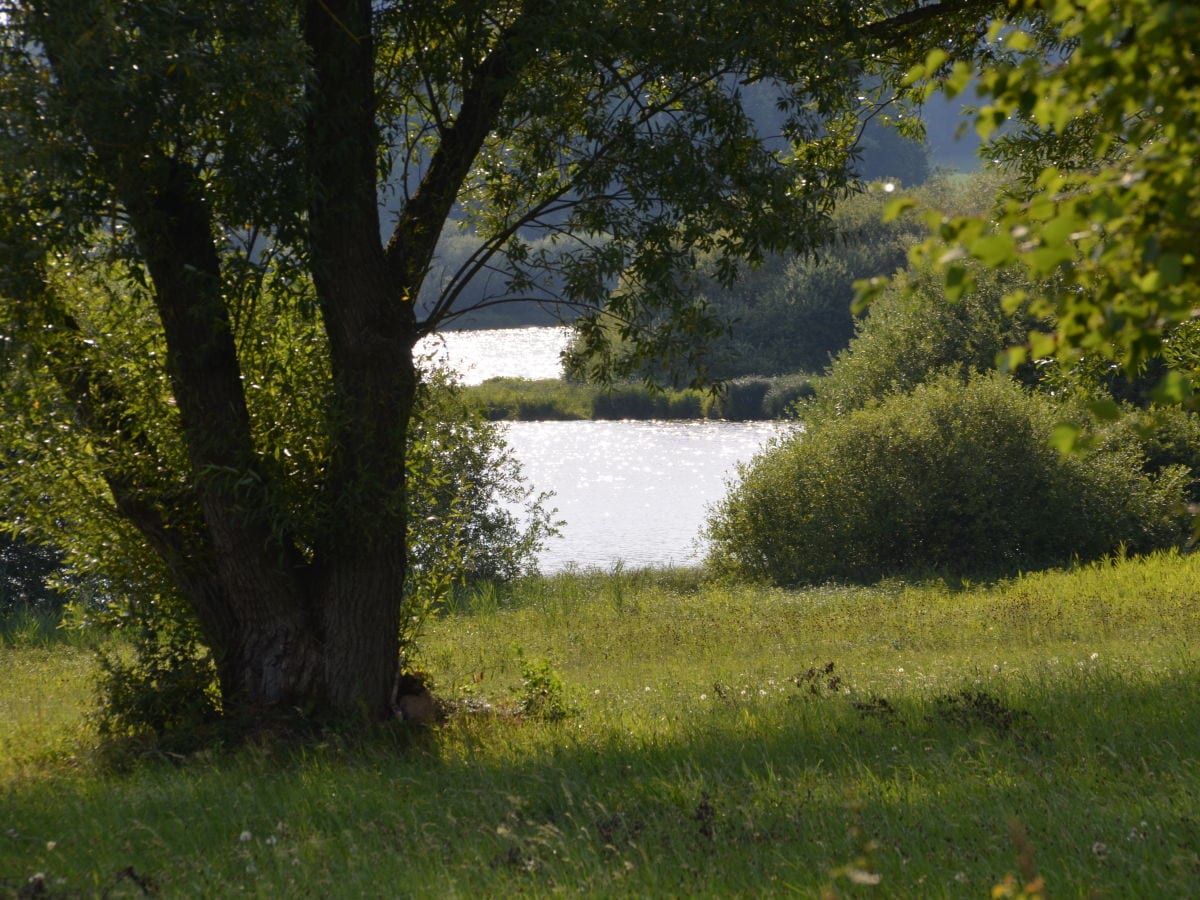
[36,0,490,726]
[301,0,416,718]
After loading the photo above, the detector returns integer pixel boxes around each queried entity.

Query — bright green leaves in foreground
[894,0,1200,384]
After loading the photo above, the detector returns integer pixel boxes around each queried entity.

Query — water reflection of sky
[503,420,793,572]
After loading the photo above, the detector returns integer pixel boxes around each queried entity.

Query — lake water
[503,419,790,571]
[419,326,791,571]
[416,326,574,385]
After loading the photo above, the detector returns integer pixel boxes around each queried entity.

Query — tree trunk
[34,0,459,726]
[300,0,416,719]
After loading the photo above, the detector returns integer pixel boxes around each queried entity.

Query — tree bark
[303,0,415,717]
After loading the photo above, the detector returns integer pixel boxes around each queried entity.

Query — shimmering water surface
[420,327,790,571]
[503,419,790,571]
[416,326,573,385]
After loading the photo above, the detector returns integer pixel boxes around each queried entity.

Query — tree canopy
[0,0,1002,728]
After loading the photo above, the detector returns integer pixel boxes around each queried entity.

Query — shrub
[761,374,816,418]
[405,368,560,587]
[592,383,666,419]
[511,647,575,721]
[706,373,1188,585]
[705,377,773,421]
[814,260,1040,416]
[467,377,594,421]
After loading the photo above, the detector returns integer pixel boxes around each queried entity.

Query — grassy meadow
[3,552,1200,896]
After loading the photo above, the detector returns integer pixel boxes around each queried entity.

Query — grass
[3,551,1200,896]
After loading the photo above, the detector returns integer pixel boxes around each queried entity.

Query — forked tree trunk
[35,0,494,726]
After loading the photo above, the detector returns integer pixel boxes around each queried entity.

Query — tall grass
[3,552,1200,896]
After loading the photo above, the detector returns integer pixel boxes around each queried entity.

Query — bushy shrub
[761,374,816,418]
[468,377,594,421]
[704,377,773,420]
[814,260,1040,416]
[402,368,560,587]
[592,383,668,419]
[706,373,1188,585]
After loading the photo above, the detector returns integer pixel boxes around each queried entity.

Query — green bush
[592,383,666,419]
[705,377,773,421]
[467,378,594,420]
[706,373,1188,585]
[761,373,816,418]
[465,374,814,421]
[814,260,1040,416]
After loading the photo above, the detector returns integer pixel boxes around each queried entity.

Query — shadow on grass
[3,667,1199,895]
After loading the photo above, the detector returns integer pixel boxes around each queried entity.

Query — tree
[890,0,1200,398]
[0,0,1003,726]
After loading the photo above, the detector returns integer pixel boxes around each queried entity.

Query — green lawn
[3,552,1199,897]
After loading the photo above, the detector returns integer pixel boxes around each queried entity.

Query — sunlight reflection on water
[416,326,572,384]
[502,420,793,572]
[415,326,793,571]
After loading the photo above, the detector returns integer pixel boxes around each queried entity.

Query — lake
[418,327,792,571]
[416,326,574,386]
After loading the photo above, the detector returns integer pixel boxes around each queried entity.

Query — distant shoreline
[460,374,815,422]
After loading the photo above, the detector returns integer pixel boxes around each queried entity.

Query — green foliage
[511,647,575,722]
[760,373,818,418]
[93,607,222,745]
[0,262,552,737]
[0,0,1016,721]
[694,187,928,378]
[903,0,1200,384]
[406,368,559,587]
[462,375,813,421]
[569,176,995,384]
[707,373,1188,585]
[703,378,772,421]
[817,258,1041,414]
[0,534,61,616]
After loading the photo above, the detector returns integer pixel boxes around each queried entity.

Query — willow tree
[0,0,999,724]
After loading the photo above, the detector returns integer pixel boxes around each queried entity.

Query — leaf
[924,48,949,72]
[1150,370,1193,405]
[882,197,917,223]
[975,106,1008,140]
[970,233,1016,268]
[901,63,926,87]
[998,346,1027,372]
[1029,331,1057,359]
[1049,422,1081,454]
[944,264,973,302]
[1005,29,1036,52]
[942,61,974,99]
[1157,253,1184,286]
[853,276,888,313]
